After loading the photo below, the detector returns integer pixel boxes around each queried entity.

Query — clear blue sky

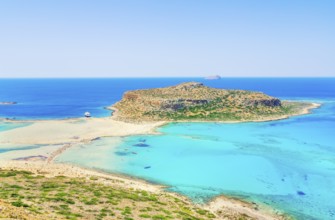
[0,0,334,77]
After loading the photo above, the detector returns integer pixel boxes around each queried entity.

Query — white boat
[84,112,91,117]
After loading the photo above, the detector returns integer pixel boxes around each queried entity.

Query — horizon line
[1,76,335,79]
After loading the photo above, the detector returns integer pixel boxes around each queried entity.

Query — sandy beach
[0,117,166,145]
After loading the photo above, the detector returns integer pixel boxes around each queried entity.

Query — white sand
[0,117,165,145]
[0,144,64,161]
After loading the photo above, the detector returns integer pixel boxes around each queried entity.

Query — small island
[205,75,221,80]
[0,101,17,105]
[112,82,319,122]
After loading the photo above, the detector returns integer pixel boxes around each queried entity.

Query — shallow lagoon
[0,121,31,132]
[57,101,335,220]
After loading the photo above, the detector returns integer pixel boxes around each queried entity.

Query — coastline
[0,101,320,157]
[0,160,290,220]
[0,101,320,219]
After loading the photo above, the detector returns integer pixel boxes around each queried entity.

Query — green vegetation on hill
[113,82,311,121]
[0,169,231,220]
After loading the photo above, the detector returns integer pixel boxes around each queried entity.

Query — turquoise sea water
[0,121,31,132]
[0,145,43,154]
[57,101,335,219]
[1,78,335,219]
[0,122,37,153]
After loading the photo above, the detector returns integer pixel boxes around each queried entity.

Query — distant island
[204,75,221,80]
[0,101,17,105]
[111,82,319,122]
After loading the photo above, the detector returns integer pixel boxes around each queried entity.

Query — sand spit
[0,117,166,145]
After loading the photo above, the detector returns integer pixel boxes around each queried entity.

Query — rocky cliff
[112,82,310,121]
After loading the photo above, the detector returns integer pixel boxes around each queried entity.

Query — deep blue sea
[1,78,335,219]
[1,78,334,119]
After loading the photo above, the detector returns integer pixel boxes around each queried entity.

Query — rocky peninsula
[112,82,318,122]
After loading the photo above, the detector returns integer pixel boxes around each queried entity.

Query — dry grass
[0,169,225,220]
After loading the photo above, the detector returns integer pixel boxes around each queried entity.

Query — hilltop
[112,82,317,122]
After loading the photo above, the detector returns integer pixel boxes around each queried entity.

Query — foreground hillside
[112,82,314,122]
[0,169,260,220]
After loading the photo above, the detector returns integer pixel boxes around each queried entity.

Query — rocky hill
[112,82,314,122]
